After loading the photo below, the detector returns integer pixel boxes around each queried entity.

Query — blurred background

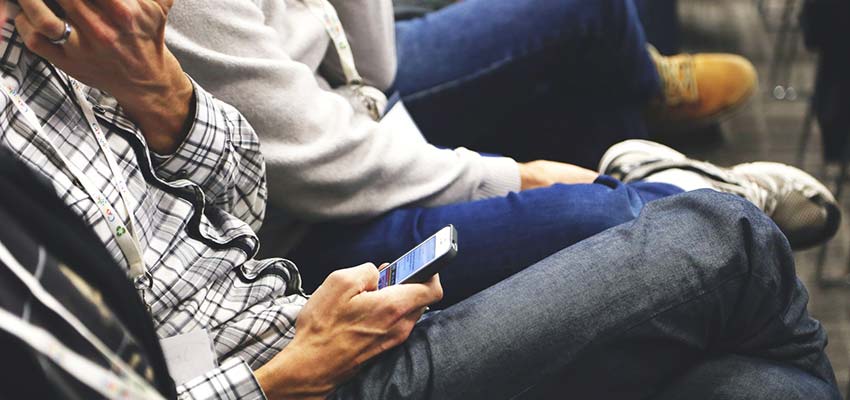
[672,1,850,397]
[396,0,850,396]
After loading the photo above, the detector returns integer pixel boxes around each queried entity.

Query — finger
[323,263,380,297]
[17,0,66,40]
[80,0,135,27]
[362,278,443,316]
[14,12,69,63]
[353,263,380,291]
[355,309,421,365]
[423,274,442,297]
[52,0,115,44]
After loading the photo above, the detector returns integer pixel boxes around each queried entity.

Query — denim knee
[643,190,794,282]
[660,190,788,247]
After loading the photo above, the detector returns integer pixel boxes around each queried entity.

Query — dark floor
[675,0,849,397]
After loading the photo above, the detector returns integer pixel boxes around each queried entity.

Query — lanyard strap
[0,308,163,399]
[0,242,164,399]
[0,80,148,283]
[300,0,387,120]
[301,0,362,85]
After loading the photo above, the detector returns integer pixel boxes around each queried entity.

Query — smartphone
[378,225,458,289]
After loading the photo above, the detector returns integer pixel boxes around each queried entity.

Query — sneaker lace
[651,48,699,106]
[735,172,781,216]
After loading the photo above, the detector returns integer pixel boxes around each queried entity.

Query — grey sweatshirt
[166,0,520,248]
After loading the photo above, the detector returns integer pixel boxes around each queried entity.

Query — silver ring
[49,21,72,45]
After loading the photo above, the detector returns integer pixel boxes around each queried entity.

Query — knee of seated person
[645,190,791,252]
[655,355,841,400]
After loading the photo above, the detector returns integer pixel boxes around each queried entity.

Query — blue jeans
[332,191,840,399]
[288,176,682,307]
[393,0,660,167]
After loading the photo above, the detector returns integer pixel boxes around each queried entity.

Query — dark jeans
[289,176,683,307]
[332,191,840,399]
[393,0,661,167]
[282,0,677,306]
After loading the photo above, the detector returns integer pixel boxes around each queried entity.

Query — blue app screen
[379,236,436,288]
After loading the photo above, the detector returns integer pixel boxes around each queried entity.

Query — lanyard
[0,79,149,286]
[301,0,387,120]
[0,241,164,399]
[0,308,164,399]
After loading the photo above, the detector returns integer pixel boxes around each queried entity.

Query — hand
[14,0,194,154]
[519,160,600,190]
[255,263,443,400]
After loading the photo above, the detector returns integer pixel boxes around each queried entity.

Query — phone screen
[378,234,438,289]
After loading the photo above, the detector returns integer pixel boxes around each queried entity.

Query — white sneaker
[599,140,841,249]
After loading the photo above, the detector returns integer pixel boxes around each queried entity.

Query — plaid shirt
[0,21,307,399]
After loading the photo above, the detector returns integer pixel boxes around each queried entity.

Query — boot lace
[650,47,699,106]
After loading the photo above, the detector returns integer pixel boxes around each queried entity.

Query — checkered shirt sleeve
[151,80,268,231]
[0,27,304,400]
[177,358,266,400]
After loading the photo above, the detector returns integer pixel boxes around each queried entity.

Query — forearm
[114,52,195,155]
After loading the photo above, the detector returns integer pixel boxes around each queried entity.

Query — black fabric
[800,0,850,162]
[0,149,176,399]
[800,0,850,52]
[393,0,452,20]
[633,0,680,55]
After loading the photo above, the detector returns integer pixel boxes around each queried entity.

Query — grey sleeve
[165,0,520,221]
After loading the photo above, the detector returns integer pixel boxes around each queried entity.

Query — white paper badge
[160,330,218,385]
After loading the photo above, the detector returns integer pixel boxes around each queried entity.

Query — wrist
[255,340,336,400]
[114,53,195,154]
[518,162,545,190]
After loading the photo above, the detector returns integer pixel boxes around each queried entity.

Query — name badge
[160,329,218,385]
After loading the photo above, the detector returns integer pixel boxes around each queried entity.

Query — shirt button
[176,169,189,179]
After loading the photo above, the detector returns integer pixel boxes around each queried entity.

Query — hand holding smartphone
[378,225,458,289]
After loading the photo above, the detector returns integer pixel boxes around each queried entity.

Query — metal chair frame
[765,0,808,101]
[798,103,850,290]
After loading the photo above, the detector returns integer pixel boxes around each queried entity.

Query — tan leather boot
[646,46,758,126]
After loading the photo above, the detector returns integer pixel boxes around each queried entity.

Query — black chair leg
[797,102,816,167]
[818,129,850,288]
[834,134,850,201]
[769,0,803,100]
